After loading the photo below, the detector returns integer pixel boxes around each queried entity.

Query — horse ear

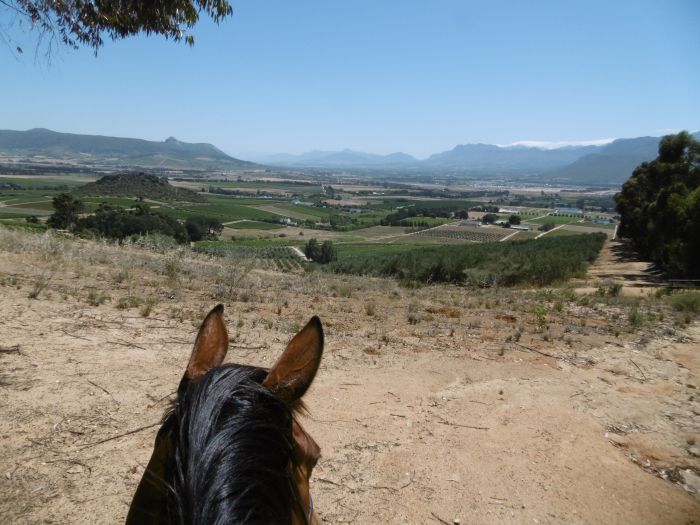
[185,304,229,381]
[263,316,323,403]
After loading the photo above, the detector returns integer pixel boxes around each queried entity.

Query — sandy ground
[0,232,699,524]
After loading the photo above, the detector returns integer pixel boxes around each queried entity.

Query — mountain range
[0,128,254,170]
[256,149,417,168]
[1,128,697,185]
[256,133,698,184]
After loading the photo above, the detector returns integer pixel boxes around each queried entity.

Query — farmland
[408,225,512,243]
[0,172,619,281]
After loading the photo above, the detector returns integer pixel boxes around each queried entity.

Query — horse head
[126,304,323,524]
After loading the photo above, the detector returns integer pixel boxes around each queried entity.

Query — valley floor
[0,229,698,524]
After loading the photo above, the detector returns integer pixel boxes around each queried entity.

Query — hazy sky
[2,0,699,159]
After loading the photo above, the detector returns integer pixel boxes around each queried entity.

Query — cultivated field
[0,227,698,524]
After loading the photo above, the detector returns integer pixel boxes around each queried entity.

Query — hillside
[74,172,206,202]
[0,128,256,170]
[546,136,666,184]
[0,226,698,523]
[255,132,699,184]
[423,143,599,173]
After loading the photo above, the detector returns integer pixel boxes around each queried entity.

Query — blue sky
[2,0,699,159]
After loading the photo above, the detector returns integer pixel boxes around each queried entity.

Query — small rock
[66,465,84,474]
[682,469,700,493]
[688,446,700,458]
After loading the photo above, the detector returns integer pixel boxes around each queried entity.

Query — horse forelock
[164,364,299,524]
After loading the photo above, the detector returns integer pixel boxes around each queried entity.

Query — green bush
[668,292,700,314]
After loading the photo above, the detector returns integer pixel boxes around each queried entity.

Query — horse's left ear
[263,316,324,403]
[185,304,229,381]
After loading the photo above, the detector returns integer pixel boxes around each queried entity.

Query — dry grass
[1,226,699,524]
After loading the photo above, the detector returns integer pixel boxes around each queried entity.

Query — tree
[508,214,521,225]
[3,0,233,54]
[47,192,84,229]
[482,213,498,224]
[304,238,321,262]
[319,240,337,264]
[185,216,223,241]
[304,238,336,264]
[74,203,189,242]
[614,131,700,277]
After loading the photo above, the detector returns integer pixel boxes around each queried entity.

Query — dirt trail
[588,241,662,290]
[0,239,698,524]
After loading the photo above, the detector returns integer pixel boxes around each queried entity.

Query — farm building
[459,220,482,227]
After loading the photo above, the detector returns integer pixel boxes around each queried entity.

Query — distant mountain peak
[0,128,256,170]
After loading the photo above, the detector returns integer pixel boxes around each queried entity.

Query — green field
[158,202,281,222]
[275,203,332,219]
[578,221,616,230]
[0,176,93,188]
[527,215,583,225]
[207,180,325,194]
[398,216,453,227]
[538,228,587,238]
[226,220,284,230]
[0,209,49,219]
[335,243,426,257]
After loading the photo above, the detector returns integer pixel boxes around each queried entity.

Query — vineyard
[328,233,607,287]
[194,243,304,272]
[412,225,511,243]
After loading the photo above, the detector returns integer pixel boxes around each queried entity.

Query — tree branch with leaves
[1,0,233,55]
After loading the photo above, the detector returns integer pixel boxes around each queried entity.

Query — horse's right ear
[185,304,229,381]
[262,316,323,404]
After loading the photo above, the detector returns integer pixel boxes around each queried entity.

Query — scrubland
[0,226,698,524]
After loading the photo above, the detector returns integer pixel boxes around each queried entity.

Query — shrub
[628,306,643,329]
[28,274,49,299]
[597,281,622,297]
[140,298,156,317]
[668,292,700,314]
[87,290,107,306]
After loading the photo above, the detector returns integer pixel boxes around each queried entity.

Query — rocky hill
[74,172,206,202]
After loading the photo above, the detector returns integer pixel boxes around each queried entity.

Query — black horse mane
[161,364,299,525]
